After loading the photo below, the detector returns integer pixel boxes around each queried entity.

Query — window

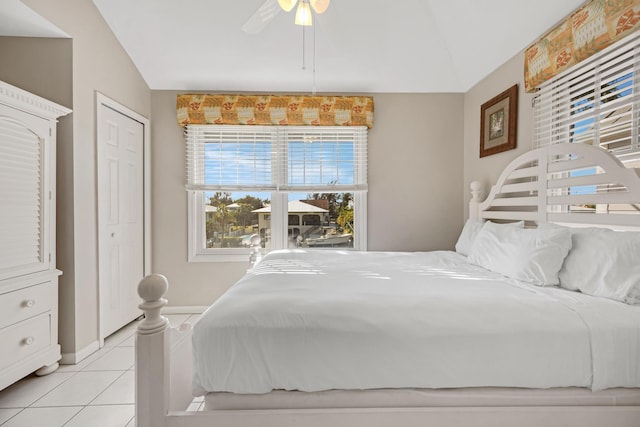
[534,31,640,162]
[533,32,640,214]
[186,125,368,261]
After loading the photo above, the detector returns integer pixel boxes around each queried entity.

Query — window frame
[186,126,368,262]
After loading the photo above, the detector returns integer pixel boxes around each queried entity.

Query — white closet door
[0,105,51,280]
[98,104,144,339]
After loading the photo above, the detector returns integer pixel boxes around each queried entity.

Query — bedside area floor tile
[0,314,201,427]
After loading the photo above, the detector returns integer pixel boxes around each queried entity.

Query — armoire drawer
[0,281,54,329]
[0,313,51,371]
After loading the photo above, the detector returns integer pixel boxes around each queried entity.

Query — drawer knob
[23,299,36,308]
[23,336,35,346]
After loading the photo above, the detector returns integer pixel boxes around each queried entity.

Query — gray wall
[151,91,248,306]
[0,37,72,109]
[368,93,464,252]
[151,91,465,306]
[12,0,151,357]
[462,51,537,216]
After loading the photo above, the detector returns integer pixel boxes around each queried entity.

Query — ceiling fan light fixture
[310,0,330,14]
[295,1,313,26]
[278,0,298,12]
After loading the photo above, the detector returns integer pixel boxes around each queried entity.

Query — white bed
[136,143,640,427]
[192,249,639,395]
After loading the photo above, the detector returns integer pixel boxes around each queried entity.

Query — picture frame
[480,84,518,158]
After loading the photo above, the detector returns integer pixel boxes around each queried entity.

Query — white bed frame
[136,144,640,427]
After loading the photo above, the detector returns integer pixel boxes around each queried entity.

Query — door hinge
[49,128,52,137]
[49,191,52,200]
[49,253,51,263]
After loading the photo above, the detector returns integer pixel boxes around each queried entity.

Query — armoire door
[0,104,51,280]
[97,103,144,339]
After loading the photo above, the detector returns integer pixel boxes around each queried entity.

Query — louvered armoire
[0,80,71,390]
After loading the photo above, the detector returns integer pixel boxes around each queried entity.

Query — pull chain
[301,24,306,71]
[312,19,317,95]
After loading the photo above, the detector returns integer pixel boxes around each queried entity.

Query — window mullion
[271,128,287,250]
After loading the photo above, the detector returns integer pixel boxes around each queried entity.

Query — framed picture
[480,84,518,158]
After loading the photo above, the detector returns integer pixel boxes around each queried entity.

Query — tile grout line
[25,344,118,409]
[0,408,25,426]
[24,369,83,409]
[86,370,130,407]
[59,370,129,427]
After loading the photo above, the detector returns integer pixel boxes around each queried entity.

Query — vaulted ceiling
[91,0,585,92]
[4,0,587,93]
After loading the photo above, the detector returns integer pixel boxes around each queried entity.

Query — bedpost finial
[469,181,484,221]
[470,181,483,202]
[138,273,168,302]
[137,274,169,335]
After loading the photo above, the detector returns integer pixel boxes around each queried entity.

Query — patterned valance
[524,0,640,93]
[176,94,374,128]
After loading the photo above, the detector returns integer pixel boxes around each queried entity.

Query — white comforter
[192,250,640,394]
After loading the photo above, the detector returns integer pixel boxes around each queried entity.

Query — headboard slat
[482,212,540,222]
[549,193,635,206]
[547,174,617,189]
[547,158,596,173]
[509,166,542,180]
[548,213,640,227]
[490,197,539,207]
[500,182,539,194]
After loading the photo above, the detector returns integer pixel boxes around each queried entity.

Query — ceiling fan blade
[310,0,330,14]
[241,0,281,35]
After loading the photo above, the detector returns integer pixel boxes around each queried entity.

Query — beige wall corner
[463,51,537,222]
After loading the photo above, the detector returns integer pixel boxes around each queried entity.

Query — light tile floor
[0,314,202,427]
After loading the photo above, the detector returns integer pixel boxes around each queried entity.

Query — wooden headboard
[470,144,640,228]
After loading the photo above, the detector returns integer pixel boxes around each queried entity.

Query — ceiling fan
[242,0,331,34]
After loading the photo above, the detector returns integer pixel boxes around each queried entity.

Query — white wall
[463,51,537,217]
[16,0,151,357]
[151,91,465,306]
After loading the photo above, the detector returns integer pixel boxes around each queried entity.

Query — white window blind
[534,31,640,163]
[185,125,368,192]
[185,124,368,260]
[0,118,42,271]
[185,125,275,192]
[279,128,368,193]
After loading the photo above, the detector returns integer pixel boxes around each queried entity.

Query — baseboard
[162,306,206,315]
[60,340,100,365]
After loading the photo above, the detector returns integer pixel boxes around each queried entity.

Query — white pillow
[455,219,484,256]
[468,221,572,286]
[558,228,640,304]
[455,219,524,256]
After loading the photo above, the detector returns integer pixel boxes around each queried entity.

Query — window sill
[188,249,253,263]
